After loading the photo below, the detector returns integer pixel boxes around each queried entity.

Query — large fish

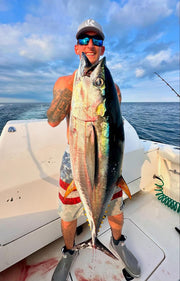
[69,53,125,258]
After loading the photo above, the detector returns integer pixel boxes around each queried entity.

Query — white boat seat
[159,145,180,165]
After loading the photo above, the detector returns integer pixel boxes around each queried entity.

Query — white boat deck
[0,119,179,281]
[0,190,179,281]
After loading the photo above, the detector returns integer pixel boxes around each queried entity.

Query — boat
[0,117,179,281]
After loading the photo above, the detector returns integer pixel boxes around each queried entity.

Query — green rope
[153,175,180,213]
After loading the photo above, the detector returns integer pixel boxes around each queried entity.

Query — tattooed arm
[47,72,75,127]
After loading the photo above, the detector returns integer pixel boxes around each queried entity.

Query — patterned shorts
[58,146,123,222]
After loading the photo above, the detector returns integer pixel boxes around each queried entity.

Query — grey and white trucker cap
[76,19,105,40]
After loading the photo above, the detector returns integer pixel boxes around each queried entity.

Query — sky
[0,0,179,103]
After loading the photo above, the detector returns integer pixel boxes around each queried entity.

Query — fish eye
[94,77,104,87]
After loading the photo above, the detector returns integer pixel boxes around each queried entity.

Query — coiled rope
[153,175,180,213]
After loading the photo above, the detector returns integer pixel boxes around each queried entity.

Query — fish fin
[64,180,77,198]
[72,238,118,260]
[116,176,132,199]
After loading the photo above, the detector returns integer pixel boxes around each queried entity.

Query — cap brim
[76,27,105,40]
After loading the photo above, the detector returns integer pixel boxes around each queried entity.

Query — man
[47,19,140,280]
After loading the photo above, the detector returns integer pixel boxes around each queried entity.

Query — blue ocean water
[0,102,179,147]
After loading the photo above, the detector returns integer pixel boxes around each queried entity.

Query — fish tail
[116,176,132,199]
[72,238,118,260]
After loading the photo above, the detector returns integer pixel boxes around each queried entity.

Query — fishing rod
[154,72,180,98]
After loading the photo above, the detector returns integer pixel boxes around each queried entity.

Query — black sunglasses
[78,35,103,47]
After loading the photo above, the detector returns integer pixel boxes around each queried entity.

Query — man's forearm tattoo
[47,88,72,123]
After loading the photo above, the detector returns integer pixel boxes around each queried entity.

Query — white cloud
[135,68,145,78]
[0,23,74,64]
[0,24,22,51]
[134,49,179,79]
[176,1,180,16]
[110,62,122,70]
[19,35,55,61]
[108,0,173,28]
[146,50,171,67]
